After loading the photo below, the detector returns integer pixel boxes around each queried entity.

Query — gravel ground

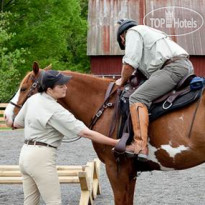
[0,130,204,205]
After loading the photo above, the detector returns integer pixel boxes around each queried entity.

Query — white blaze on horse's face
[4,89,20,127]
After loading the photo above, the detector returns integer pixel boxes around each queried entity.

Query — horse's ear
[44,64,52,71]
[32,61,40,75]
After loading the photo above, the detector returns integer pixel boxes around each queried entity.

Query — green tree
[80,0,88,20]
[0,12,27,102]
[7,0,89,74]
[0,1,89,101]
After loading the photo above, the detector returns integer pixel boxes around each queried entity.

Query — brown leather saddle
[114,72,203,154]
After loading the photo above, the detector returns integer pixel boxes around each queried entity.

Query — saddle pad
[149,88,203,122]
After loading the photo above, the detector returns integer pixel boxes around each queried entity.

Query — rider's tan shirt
[123,25,189,78]
[14,92,86,147]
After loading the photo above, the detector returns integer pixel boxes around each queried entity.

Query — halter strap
[9,71,43,109]
[9,101,22,109]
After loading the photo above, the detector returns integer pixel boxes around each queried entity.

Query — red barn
[87,0,205,77]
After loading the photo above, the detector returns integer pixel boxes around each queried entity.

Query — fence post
[0,103,8,128]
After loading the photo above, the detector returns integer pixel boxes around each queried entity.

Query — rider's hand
[115,78,123,86]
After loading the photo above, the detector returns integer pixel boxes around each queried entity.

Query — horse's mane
[20,69,114,89]
[62,70,114,84]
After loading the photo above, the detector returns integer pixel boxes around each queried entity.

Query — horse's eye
[20,87,27,92]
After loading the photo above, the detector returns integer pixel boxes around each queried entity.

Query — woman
[14,70,119,205]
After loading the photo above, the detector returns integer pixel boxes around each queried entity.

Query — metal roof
[87,0,205,56]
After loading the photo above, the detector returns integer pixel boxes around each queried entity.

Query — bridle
[9,72,43,129]
[10,72,43,110]
[9,101,22,109]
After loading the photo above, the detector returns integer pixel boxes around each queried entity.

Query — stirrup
[137,153,148,162]
[124,151,138,158]
[111,147,125,155]
[112,133,130,155]
[112,148,137,158]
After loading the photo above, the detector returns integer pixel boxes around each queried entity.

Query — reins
[64,82,119,143]
[10,77,119,143]
[89,82,118,133]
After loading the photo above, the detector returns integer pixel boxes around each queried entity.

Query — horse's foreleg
[105,159,137,205]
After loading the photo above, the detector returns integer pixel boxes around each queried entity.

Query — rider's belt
[161,54,189,69]
[24,140,57,149]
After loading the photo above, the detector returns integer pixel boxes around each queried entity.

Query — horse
[4,62,205,205]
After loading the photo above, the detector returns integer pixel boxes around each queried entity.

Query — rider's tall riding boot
[130,102,149,161]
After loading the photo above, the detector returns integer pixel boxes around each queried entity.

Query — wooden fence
[0,158,101,205]
[0,103,8,128]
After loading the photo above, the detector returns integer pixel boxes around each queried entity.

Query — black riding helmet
[117,19,137,50]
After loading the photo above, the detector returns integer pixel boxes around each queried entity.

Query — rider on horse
[116,19,194,161]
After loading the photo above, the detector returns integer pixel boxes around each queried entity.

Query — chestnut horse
[4,62,205,205]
